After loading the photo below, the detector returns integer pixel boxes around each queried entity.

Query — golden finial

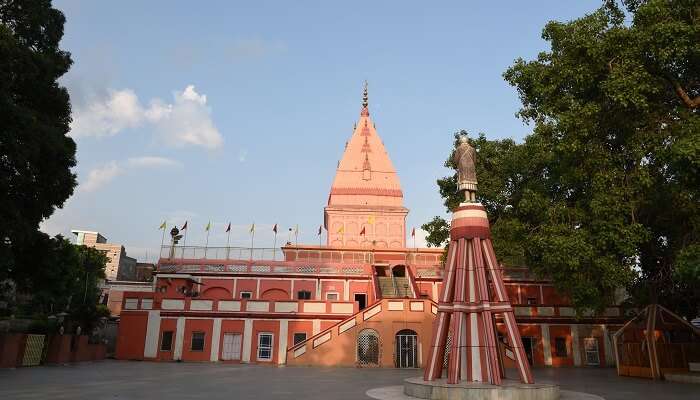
[362,80,368,108]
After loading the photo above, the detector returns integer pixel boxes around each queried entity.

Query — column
[242,319,253,362]
[343,280,350,301]
[210,318,222,362]
[173,317,185,361]
[571,324,581,366]
[278,319,289,365]
[602,324,615,366]
[315,278,322,299]
[541,323,552,366]
[143,311,161,358]
[312,319,321,335]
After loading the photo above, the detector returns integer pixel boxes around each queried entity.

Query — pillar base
[403,377,560,400]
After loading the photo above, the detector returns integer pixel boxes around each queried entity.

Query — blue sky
[42,1,604,262]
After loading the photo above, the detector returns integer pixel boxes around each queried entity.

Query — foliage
[0,0,76,249]
[424,0,699,318]
[2,232,107,330]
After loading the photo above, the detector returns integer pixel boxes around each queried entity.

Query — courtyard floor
[0,360,697,400]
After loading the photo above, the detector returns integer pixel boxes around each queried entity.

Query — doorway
[221,333,242,361]
[354,293,367,310]
[584,338,600,366]
[395,329,418,368]
[521,336,534,366]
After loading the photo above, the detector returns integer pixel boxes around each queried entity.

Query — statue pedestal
[403,377,559,400]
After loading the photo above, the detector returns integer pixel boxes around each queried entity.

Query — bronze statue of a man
[453,134,478,202]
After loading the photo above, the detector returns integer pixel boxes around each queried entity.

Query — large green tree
[425,0,699,319]
[0,0,76,248]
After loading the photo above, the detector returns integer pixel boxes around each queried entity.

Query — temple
[115,85,626,371]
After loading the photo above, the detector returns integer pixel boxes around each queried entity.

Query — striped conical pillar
[423,203,534,384]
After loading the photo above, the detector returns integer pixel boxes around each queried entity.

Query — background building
[71,230,137,281]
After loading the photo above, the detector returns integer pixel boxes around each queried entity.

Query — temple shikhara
[115,86,627,370]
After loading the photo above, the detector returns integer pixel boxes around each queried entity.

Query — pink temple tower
[423,135,534,385]
[324,82,408,248]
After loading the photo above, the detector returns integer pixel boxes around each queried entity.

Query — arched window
[395,329,418,368]
[357,329,380,366]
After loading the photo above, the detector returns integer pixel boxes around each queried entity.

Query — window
[141,298,153,310]
[240,291,252,299]
[326,292,339,301]
[191,331,205,352]
[554,337,567,357]
[293,333,307,345]
[257,333,273,361]
[527,297,537,305]
[161,331,173,351]
[297,290,312,300]
[124,298,138,310]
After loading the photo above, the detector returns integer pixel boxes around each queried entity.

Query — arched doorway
[392,265,407,277]
[357,329,380,367]
[395,329,418,368]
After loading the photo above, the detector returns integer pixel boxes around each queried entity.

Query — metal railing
[159,245,442,266]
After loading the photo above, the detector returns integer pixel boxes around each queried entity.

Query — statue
[453,134,478,202]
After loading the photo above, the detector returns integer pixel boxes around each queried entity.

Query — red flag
[317,225,322,235]
[181,221,188,230]
[411,227,415,237]
[360,226,366,236]
[225,222,231,233]
[272,224,278,234]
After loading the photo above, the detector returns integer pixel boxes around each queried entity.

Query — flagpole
[204,223,211,258]
[226,226,231,260]
[294,225,299,248]
[273,231,278,261]
[249,223,255,261]
[182,222,188,259]
[160,222,167,259]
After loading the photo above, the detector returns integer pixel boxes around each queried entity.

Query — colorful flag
[205,221,211,231]
[249,223,255,233]
[360,226,366,236]
[225,222,231,233]
[159,220,166,230]
[181,221,188,230]
[272,224,278,234]
[411,227,416,237]
[317,225,323,236]
[337,226,344,234]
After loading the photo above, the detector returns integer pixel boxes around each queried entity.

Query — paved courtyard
[0,360,697,400]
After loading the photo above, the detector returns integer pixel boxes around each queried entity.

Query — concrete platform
[402,377,560,400]
[367,385,605,400]
[665,372,700,385]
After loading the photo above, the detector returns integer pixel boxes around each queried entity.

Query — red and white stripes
[423,204,534,385]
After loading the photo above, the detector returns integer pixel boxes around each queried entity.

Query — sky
[42,1,604,263]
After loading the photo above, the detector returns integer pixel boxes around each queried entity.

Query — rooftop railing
[159,245,441,266]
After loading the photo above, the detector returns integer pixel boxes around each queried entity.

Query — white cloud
[70,85,223,150]
[127,156,182,168]
[81,161,123,192]
[80,156,180,193]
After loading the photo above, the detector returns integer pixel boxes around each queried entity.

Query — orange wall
[182,319,214,362]
[251,320,280,364]
[236,279,258,298]
[157,318,177,361]
[116,312,148,360]
[549,325,574,367]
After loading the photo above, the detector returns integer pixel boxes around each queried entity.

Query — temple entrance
[357,329,380,366]
[395,329,418,368]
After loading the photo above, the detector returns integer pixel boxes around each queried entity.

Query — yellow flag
[159,221,166,230]
[249,223,255,233]
[205,221,211,231]
[337,226,344,234]
[367,215,375,225]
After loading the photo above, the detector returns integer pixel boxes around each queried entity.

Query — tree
[6,231,108,331]
[425,0,699,318]
[0,0,76,249]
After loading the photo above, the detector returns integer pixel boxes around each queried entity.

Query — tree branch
[671,79,700,109]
